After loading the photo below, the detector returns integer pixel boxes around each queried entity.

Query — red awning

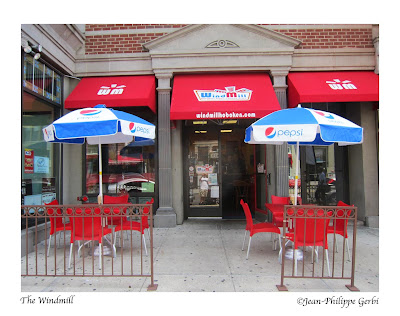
[170,73,281,120]
[65,75,156,113]
[288,71,379,107]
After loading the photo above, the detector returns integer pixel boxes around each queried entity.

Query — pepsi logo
[80,109,101,116]
[129,122,136,133]
[265,127,276,139]
[315,111,334,119]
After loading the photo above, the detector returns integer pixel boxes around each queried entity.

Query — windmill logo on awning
[97,84,126,95]
[326,79,357,90]
[194,86,252,101]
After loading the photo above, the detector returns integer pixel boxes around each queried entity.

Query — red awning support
[170,73,281,120]
[288,71,379,107]
[65,75,156,113]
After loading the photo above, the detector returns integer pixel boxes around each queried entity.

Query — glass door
[184,123,256,218]
[220,128,255,218]
[186,129,221,217]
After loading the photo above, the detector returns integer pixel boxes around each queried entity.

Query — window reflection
[22,92,58,211]
[86,142,155,201]
[289,145,337,205]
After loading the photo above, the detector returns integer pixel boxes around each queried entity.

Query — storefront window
[22,92,59,210]
[289,144,337,205]
[85,142,155,204]
[23,55,62,104]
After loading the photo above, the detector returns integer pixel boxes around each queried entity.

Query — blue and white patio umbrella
[43,104,156,202]
[245,105,363,205]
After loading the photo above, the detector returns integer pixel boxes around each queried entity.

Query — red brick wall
[84,24,373,54]
[275,28,374,49]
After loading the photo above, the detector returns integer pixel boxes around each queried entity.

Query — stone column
[171,120,184,224]
[271,71,289,197]
[154,73,176,227]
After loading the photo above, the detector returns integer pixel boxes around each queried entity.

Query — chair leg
[275,234,282,264]
[277,233,282,252]
[47,234,52,257]
[146,228,150,241]
[242,230,247,251]
[77,241,82,258]
[112,236,117,258]
[313,247,319,263]
[345,238,351,261]
[98,243,102,270]
[58,231,61,247]
[325,249,331,277]
[311,247,314,263]
[68,243,73,269]
[335,235,338,252]
[142,234,148,256]
[246,236,252,260]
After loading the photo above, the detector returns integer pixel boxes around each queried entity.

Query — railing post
[277,205,288,291]
[147,204,158,291]
[346,207,360,291]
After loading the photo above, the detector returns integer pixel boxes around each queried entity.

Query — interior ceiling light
[221,129,233,133]
[193,121,207,125]
[222,120,237,124]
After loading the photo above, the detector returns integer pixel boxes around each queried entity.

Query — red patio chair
[270,196,302,229]
[280,208,332,276]
[240,200,281,260]
[68,207,113,269]
[327,201,353,260]
[103,194,129,226]
[45,199,71,257]
[271,195,291,205]
[270,195,291,227]
[113,198,154,256]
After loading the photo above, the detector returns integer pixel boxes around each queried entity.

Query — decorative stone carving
[206,40,239,48]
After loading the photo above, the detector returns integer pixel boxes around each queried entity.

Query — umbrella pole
[294,141,300,206]
[98,143,103,204]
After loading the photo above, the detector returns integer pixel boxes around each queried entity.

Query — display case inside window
[85,142,156,203]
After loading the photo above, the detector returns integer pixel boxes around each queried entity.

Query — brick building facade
[84,25,374,54]
[21,24,379,228]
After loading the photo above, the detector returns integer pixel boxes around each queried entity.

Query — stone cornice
[291,48,376,71]
[73,53,153,77]
[147,47,296,58]
[71,47,376,76]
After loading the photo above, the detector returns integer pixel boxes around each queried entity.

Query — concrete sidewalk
[21,218,379,292]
